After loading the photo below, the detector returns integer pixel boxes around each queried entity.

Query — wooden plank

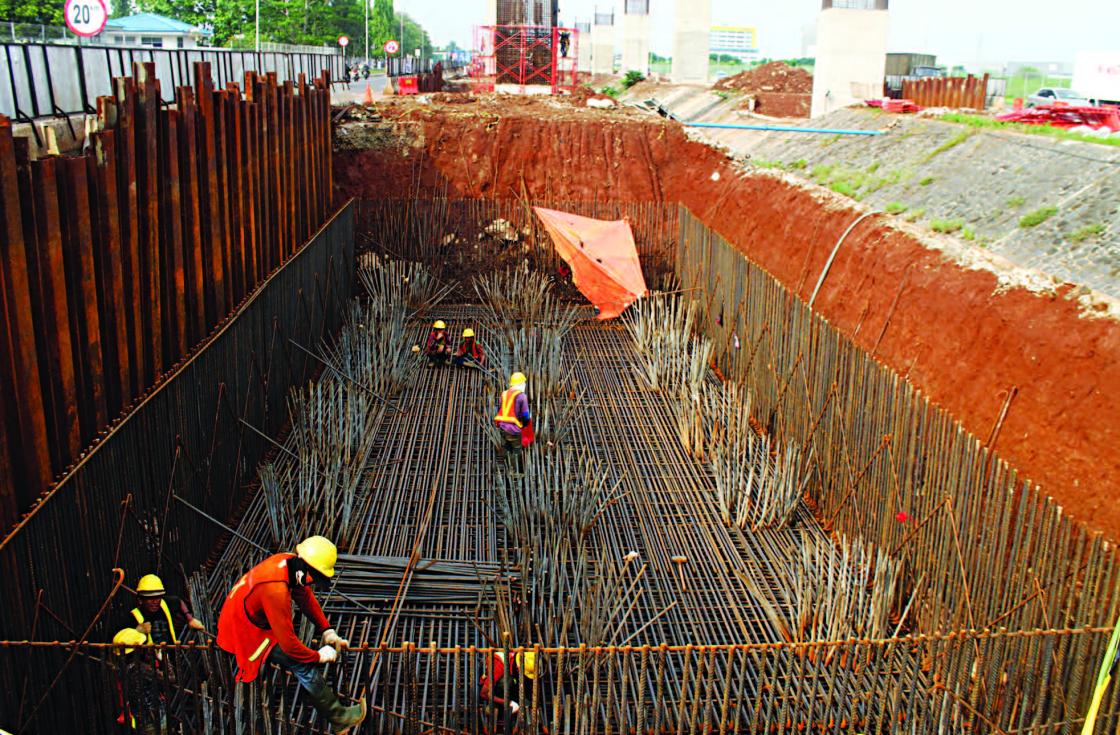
[160,108,188,358]
[135,62,162,377]
[89,126,131,414]
[195,62,227,324]
[59,155,108,435]
[112,75,144,393]
[0,117,53,503]
[24,153,80,464]
[175,86,206,345]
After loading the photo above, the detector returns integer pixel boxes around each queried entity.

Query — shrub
[622,70,645,89]
[1019,206,1058,228]
[931,219,965,234]
[1070,223,1106,242]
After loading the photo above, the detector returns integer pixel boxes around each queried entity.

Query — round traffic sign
[64,0,108,37]
[383,39,400,54]
[338,35,350,47]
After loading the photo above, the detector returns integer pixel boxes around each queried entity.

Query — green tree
[395,11,431,57]
[136,0,214,28]
[6,0,65,24]
[368,0,394,55]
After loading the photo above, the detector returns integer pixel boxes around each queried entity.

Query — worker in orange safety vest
[217,536,366,733]
[493,372,533,476]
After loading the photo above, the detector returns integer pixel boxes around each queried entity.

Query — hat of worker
[509,372,527,389]
[295,535,337,579]
[136,574,165,597]
[113,627,147,655]
[433,320,447,329]
[463,328,475,338]
[515,651,538,680]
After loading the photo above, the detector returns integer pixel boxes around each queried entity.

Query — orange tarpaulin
[534,207,648,320]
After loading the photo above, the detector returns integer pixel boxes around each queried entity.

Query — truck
[1073,52,1120,106]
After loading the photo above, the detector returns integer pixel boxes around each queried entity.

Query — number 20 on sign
[64,0,108,37]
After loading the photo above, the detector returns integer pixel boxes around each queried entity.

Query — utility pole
[364,0,369,65]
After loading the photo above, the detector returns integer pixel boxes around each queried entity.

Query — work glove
[508,701,520,715]
[318,645,339,664]
[322,628,348,649]
[188,618,205,631]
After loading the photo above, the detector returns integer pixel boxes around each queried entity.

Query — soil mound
[714,62,813,95]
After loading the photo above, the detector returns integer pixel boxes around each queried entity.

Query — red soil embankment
[334,101,1120,540]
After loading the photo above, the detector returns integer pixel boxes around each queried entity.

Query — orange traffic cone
[363,82,373,105]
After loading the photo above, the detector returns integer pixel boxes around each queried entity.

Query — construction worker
[127,573,205,649]
[424,319,452,367]
[453,327,486,368]
[111,628,165,734]
[479,650,537,731]
[217,536,366,733]
[494,372,534,474]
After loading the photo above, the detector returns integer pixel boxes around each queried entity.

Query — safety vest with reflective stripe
[131,599,179,645]
[493,389,524,428]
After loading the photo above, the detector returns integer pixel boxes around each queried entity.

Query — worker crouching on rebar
[111,628,166,734]
[494,372,534,476]
[126,573,206,651]
[453,328,486,368]
[216,536,367,734]
[424,319,452,367]
[479,650,537,733]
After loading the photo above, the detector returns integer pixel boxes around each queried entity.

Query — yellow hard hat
[296,535,337,578]
[509,372,527,388]
[113,627,147,655]
[136,574,165,597]
[463,328,475,338]
[433,320,447,329]
[515,651,538,679]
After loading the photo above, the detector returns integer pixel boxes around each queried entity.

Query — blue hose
[684,122,883,136]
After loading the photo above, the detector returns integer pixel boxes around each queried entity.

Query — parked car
[1027,87,1094,108]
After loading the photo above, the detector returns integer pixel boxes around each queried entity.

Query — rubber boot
[307,680,367,734]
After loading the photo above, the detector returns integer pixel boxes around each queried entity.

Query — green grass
[1005,195,1026,209]
[885,202,908,215]
[866,161,881,173]
[940,112,1120,148]
[961,227,976,241]
[1070,223,1106,242]
[931,219,965,234]
[600,85,620,99]
[1019,206,1058,228]
[788,159,808,170]
[924,130,973,161]
[919,176,935,186]
[752,159,786,170]
[830,180,858,197]
[905,208,926,223]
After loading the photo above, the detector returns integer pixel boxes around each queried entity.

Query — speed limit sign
[383,39,400,55]
[64,0,107,37]
[337,35,350,48]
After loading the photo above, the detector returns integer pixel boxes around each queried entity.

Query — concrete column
[576,22,592,74]
[621,0,650,77]
[671,0,710,84]
[810,7,889,117]
[590,11,614,75]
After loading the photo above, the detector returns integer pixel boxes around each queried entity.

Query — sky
[396,0,1120,70]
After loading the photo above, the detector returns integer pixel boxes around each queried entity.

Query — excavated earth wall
[334,98,1120,540]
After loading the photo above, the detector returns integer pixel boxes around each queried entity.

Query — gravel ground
[690,107,1120,297]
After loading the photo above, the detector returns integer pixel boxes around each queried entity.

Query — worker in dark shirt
[453,327,486,368]
[112,627,166,734]
[424,320,452,367]
[127,573,206,649]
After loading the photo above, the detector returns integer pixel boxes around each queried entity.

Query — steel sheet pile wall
[0,203,353,733]
[0,61,333,530]
[676,207,1120,728]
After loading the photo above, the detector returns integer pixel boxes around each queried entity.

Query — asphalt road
[333,74,390,104]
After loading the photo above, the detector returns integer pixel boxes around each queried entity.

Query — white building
[100,13,211,49]
[709,26,758,62]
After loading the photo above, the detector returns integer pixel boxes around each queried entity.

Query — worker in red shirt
[217,536,366,733]
[453,327,486,369]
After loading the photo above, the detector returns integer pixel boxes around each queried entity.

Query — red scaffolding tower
[470,24,580,94]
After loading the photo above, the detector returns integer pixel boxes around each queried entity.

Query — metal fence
[0,41,346,120]
[0,201,355,733]
[0,61,334,529]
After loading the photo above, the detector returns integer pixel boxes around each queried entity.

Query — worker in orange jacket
[217,536,366,733]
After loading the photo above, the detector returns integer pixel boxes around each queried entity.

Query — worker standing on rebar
[558,30,571,59]
[216,536,367,734]
[479,650,537,732]
[126,573,206,650]
[453,327,486,368]
[424,319,452,367]
[111,628,166,734]
[494,372,534,475]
